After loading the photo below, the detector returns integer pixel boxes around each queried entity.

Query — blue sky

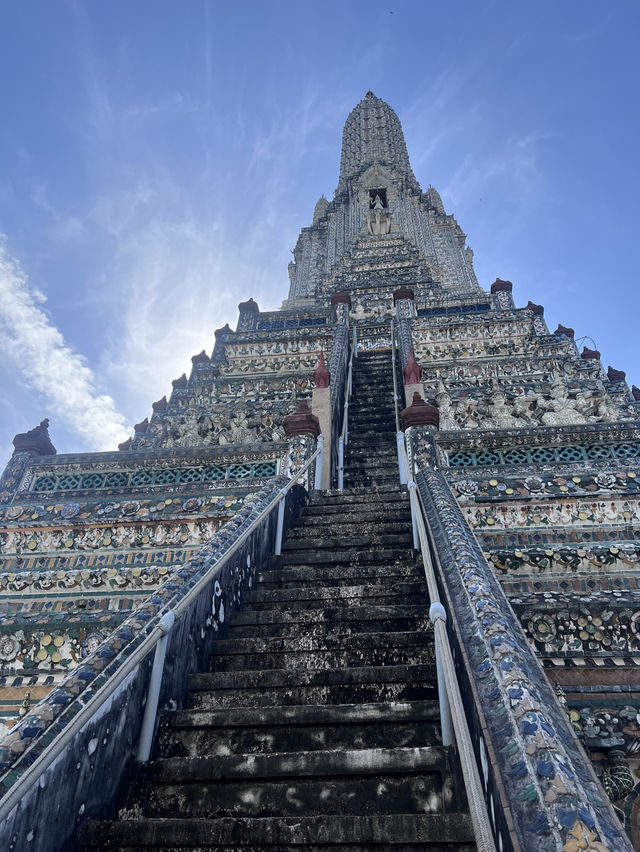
[0,0,638,463]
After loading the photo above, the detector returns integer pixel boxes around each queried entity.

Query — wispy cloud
[0,236,131,450]
[99,209,241,412]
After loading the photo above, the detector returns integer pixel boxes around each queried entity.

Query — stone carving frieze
[140,403,297,450]
[439,422,640,455]
[0,517,225,556]
[486,543,640,577]
[434,380,637,434]
[462,496,640,532]
[0,564,170,598]
[0,625,115,675]
[519,602,640,657]
[213,376,312,401]
[412,316,534,343]
[0,489,253,528]
[448,465,639,499]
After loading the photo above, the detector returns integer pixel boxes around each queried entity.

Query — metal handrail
[0,442,322,822]
[390,322,495,852]
[337,326,356,490]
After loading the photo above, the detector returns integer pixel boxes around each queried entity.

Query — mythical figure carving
[435,384,457,430]
[485,391,528,429]
[538,381,587,426]
[366,194,391,236]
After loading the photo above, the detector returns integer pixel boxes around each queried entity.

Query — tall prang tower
[0,92,639,851]
[287,91,480,310]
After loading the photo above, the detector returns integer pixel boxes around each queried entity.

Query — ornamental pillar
[282,401,321,489]
[402,348,424,403]
[311,352,332,489]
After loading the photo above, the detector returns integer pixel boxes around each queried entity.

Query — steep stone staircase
[82,349,475,850]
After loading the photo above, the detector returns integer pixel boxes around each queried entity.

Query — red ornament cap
[403,349,422,385]
[314,351,330,388]
[283,401,321,439]
[393,287,414,303]
[581,347,601,360]
[330,291,352,307]
[554,324,574,338]
[607,366,626,382]
[400,393,439,431]
[12,419,56,456]
[490,278,513,294]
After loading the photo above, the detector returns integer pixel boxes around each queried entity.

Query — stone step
[303,503,405,517]
[310,484,406,502]
[207,648,432,674]
[269,556,416,575]
[342,445,397,458]
[344,475,401,488]
[146,742,448,784]
[343,450,398,461]
[349,413,395,424]
[342,462,400,476]
[240,591,427,614]
[162,700,442,758]
[244,580,426,604]
[277,546,412,565]
[211,630,434,657]
[228,608,429,640]
[258,562,418,586]
[124,747,453,820]
[346,439,397,452]
[186,664,438,709]
[281,533,413,551]
[208,633,434,673]
[306,494,407,511]
[294,508,409,526]
[350,403,395,414]
[284,526,411,543]
[83,813,476,849]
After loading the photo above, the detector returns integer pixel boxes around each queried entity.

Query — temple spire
[336,92,418,194]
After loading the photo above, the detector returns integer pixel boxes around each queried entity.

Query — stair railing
[0,442,322,847]
[395,442,496,852]
[390,324,496,852]
[138,440,323,759]
[337,325,356,490]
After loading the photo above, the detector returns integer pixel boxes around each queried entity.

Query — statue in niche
[538,381,587,426]
[435,383,457,430]
[367,194,391,236]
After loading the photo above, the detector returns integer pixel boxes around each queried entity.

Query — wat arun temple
[0,93,638,851]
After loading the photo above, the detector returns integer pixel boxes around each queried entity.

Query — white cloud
[0,236,131,451]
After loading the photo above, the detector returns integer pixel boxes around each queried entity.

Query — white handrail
[0,443,322,822]
[390,321,496,852]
